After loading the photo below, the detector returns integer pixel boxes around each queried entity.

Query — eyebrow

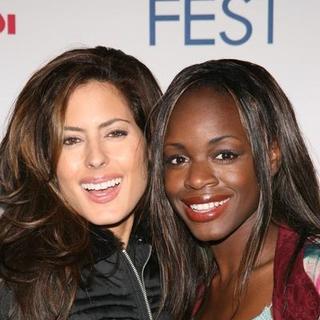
[63,118,130,131]
[164,135,238,149]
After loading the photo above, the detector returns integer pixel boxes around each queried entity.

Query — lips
[190,198,229,212]
[80,175,122,204]
[81,177,122,191]
[182,195,231,223]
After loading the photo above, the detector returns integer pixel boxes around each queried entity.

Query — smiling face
[163,86,260,242]
[56,81,147,243]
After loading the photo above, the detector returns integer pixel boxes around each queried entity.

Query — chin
[188,226,228,243]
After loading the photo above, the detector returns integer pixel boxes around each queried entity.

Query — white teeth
[190,198,229,212]
[81,178,122,191]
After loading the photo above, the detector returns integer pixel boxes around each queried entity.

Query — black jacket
[70,225,169,320]
[0,226,170,320]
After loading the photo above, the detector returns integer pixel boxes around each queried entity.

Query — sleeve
[303,240,320,295]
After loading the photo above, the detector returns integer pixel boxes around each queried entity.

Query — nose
[184,161,218,190]
[85,141,108,169]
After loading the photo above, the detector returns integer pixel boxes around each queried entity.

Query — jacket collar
[89,220,151,262]
[89,224,122,261]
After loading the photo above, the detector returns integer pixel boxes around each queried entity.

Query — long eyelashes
[62,130,129,146]
[164,150,240,166]
[63,136,82,146]
[164,154,189,166]
[214,150,239,162]
[105,130,128,138]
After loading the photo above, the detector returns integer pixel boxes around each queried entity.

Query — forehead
[166,86,247,140]
[65,81,134,123]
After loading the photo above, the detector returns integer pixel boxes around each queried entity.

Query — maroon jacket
[193,226,320,319]
[273,226,320,319]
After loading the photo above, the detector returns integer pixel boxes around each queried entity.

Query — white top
[252,305,272,320]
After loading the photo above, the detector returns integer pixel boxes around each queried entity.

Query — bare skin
[198,222,279,320]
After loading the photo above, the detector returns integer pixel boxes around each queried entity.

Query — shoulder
[275,225,320,294]
[303,237,320,294]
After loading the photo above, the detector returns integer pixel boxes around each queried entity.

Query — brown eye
[63,137,81,145]
[106,130,128,138]
[165,155,189,166]
[215,151,239,161]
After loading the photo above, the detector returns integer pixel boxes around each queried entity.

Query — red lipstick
[183,195,231,223]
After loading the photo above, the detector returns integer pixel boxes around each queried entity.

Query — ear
[269,140,281,176]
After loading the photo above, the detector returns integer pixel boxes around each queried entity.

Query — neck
[209,218,279,282]
[108,214,135,248]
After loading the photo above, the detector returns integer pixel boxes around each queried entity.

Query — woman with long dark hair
[0,46,168,319]
[150,59,320,319]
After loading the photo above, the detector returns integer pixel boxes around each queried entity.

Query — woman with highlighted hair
[0,46,170,320]
[149,59,320,319]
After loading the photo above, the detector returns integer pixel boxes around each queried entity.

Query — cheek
[133,144,148,175]
[224,165,260,204]
[134,157,148,186]
[164,170,174,195]
[126,147,148,197]
[164,169,183,201]
[117,141,148,181]
[219,158,258,188]
[56,152,82,186]
[239,164,260,195]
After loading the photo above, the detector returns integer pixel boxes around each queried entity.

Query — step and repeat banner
[1,0,320,169]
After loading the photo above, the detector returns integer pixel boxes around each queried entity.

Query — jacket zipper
[122,248,153,320]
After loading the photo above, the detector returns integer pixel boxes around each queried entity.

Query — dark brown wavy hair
[149,59,320,319]
[0,46,161,319]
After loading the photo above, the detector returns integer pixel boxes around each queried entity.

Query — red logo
[0,14,16,35]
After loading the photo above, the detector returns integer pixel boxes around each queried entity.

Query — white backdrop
[1,0,320,171]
